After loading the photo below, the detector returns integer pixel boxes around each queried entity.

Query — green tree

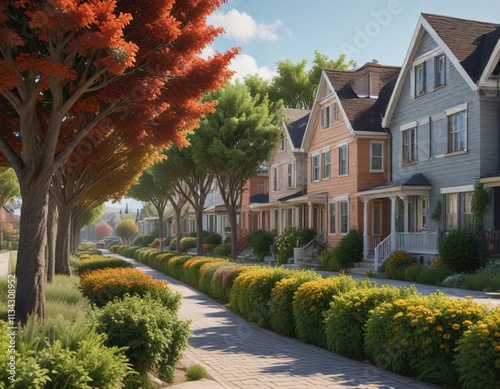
[0,168,20,207]
[193,83,281,258]
[115,219,138,245]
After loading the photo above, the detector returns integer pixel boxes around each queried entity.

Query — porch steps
[349,257,376,275]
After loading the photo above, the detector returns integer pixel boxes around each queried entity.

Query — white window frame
[445,193,458,231]
[415,62,426,96]
[287,163,294,189]
[435,54,446,88]
[402,127,417,164]
[447,110,467,153]
[370,141,384,172]
[322,150,331,179]
[272,166,279,191]
[462,192,473,230]
[333,102,339,121]
[312,155,320,182]
[339,201,349,234]
[328,202,336,235]
[338,144,348,176]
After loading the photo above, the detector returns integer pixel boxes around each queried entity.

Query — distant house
[250,108,310,235]
[0,205,20,230]
[239,166,269,239]
[357,13,500,267]
[300,62,400,249]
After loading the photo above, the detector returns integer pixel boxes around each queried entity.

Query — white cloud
[208,9,283,42]
[229,54,276,82]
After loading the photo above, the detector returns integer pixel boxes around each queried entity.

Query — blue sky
[206,0,500,81]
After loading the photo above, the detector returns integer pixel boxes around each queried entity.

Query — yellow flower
[481,329,490,337]
[466,296,473,300]
[436,326,443,332]
[394,299,407,307]
[354,302,361,307]
[443,334,451,340]
[393,312,404,320]
[439,344,445,349]
[425,316,436,324]
[494,332,500,338]
[495,345,500,352]
[423,326,429,331]
[462,320,473,327]
[452,324,461,330]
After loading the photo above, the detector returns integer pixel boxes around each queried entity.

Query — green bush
[267,271,321,337]
[7,317,131,389]
[180,237,197,252]
[166,255,192,279]
[213,244,231,257]
[117,245,142,258]
[182,257,226,288]
[229,267,292,328]
[94,294,190,376]
[273,227,299,264]
[319,248,344,271]
[384,251,417,280]
[77,255,134,275]
[169,238,177,251]
[459,261,500,291]
[335,230,364,268]
[210,264,247,303]
[454,308,500,389]
[324,285,417,359]
[198,261,230,296]
[250,229,275,259]
[439,229,481,273]
[402,263,454,286]
[186,364,206,381]
[298,228,316,246]
[364,294,486,385]
[292,275,358,348]
[203,232,222,245]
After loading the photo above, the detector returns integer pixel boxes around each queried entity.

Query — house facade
[357,13,500,267]
[301,62,400,249]
[239,167,269,239]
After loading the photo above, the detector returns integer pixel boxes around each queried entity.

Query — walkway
[107,253,441,389]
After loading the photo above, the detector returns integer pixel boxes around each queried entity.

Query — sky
[204,0,500,81]
[109,0,500,209]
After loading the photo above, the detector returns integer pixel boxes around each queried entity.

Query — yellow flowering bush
[229,267,293,328]
[384,250,417,280]
[365,293,487,386]
[455,307,500,389]
[324,285,417,359]
[267,271,322,337]
[166,255,192,279]
[292,275,358,348]
[182,257,226,288]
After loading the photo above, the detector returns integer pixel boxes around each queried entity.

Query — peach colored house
[300,62,400,252]
[239,167,269,240]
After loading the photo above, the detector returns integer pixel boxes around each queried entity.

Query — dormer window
[415,63,426,96]
[412,52,446,97]
[320,103,338,128]
[435,55,446,87]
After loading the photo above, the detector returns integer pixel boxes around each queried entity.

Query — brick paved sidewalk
[112,254,439,389]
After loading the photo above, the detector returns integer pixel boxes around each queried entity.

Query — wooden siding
[479,98,500,176]
[415,31,439,58]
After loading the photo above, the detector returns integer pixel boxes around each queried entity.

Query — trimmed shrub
[335,229,364,268]
[292,275,358,348]
[80,267,180,310]
[77,255,134,275]
[182,257,226,288]
[273,227,299,264]
[402,263,454,286]
[324,285,417,359]
[459,260,500,292]
[186,364,206,381]
[268,271,322,337]
[203,232,222,245]
[93,294,190,375]
[166,255,192,279]
[117,245,142,258]
[250,229,275,259]
[229,267,292,328]
[180,237,197,252]
[198,261,230,296]
[213,244,231,257]
[439,229,481,273]
[153,252,179,273]
[211,264,247,303]
[319,248,343,271]
[364,293,486,386]
[202,244,217,255]
[385,251,417,280]
[454,308,500,389]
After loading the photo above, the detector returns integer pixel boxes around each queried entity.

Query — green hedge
[77,255,134,275]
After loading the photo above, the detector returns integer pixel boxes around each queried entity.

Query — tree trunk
[158,209,164,251]
[46,198,57,283]
[195,206,204,255]
[71,220,81,254]
[228,208,238,258]
[55,205,71,275]
[16,186,48,323]
[174,208,183,253]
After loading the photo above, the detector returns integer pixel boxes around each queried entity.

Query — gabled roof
[383,13,500,127]
[249,193,269,203]
[324,65,400,132]
[361,173,431,192]
[282,108,310,149]
[302,63,400,150]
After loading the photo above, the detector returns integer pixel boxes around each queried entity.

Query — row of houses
[140,13,500,269]
[238,13,500,268]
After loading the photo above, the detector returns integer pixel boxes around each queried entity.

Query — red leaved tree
[95,221,113,241]
[0,0,237,322]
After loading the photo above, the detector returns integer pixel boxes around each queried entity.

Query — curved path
[107,253,439,389]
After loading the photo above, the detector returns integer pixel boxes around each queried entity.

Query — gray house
[357,13,500,269]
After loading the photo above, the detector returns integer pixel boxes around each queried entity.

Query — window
[272,166,279,191]
[462,192,473,229]
[435,55,446,87]
[328,203,336,234]
[445,193,458,230]
[333,103,339,121]
[417,197,427,232]
[280,137,286,151]
[415,63,425,96]
[312,155,320,182]
[372,202,382,235]
[322,151,331,179]
[448,111,467,152]
[287,163,293,188]
[402,128,416,163]
[370,142,383,172]
[339,201,349,234]
[339,145,348,175]
[321,106,331,128]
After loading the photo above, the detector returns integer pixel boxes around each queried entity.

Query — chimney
[372,59,379,64]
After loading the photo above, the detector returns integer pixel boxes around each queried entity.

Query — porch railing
[294,231,325,264]
[374,232,440,271]
[484,230,500,256]
[236,232,251,254]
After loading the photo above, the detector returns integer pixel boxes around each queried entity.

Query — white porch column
[308,202,313,229]
[363,198,369,258]
[294,206,300,228]
[403,196,409,233]
[390,196,398,252]
[259,210,263,230]
[278,208,282,233]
